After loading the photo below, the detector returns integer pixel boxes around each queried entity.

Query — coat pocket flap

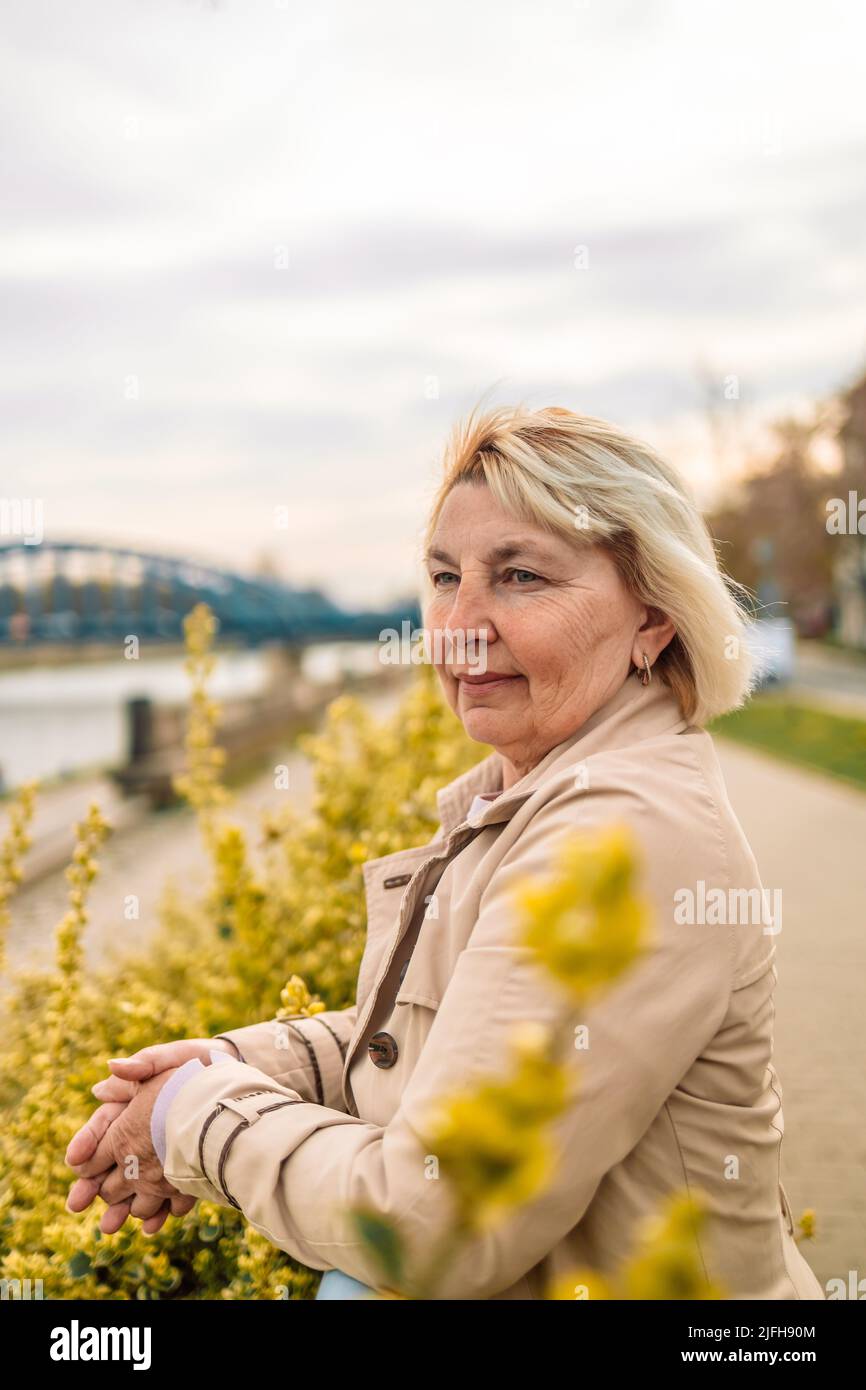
[394,984,441,1011]
[393,935,446,1011]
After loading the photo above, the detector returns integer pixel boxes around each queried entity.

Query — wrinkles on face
[423,483,646,784]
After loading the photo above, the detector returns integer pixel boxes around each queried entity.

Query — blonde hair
[421,402,756,726]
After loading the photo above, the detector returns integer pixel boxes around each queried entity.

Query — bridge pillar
[262,643,303,689]
[128,697,154,761]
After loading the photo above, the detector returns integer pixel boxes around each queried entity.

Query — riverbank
[2,672,414,979]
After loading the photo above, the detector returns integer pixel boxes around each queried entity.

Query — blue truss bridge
[0,540,421,647]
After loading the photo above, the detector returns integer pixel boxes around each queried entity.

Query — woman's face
[423,481,673,786]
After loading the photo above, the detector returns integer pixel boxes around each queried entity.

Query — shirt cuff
[151,1049,236,1166]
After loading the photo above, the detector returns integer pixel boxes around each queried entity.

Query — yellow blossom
[513,823,651,1002]
[418,1024,569,1231]
[796,1208,816,1242]
[276,974,326,1018]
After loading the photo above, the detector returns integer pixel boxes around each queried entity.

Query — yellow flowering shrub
[0,609,484,1299]
[0,778,37,973]
[547,1193,726,1301]
[0,606,758,1300]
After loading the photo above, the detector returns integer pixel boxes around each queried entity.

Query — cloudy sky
[3,0,865,608]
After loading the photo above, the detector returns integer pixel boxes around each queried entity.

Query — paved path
[792,642,866,718]
[715,737,866,1293]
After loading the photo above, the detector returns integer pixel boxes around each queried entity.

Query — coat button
[368,1031,399,1068]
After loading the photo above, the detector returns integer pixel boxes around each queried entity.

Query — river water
[0,641,384,792]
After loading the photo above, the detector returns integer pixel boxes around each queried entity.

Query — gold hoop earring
[638,653,652,686]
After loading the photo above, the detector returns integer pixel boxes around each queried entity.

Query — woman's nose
[437,587,497,665]
[441,574,492,628]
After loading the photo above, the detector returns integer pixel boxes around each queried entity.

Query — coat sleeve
[211,1005,356,1111]
[164,781,735,1297]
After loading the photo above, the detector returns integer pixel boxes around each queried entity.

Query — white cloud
[2,0,865,605]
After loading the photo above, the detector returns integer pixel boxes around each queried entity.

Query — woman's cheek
[422,598,450,637]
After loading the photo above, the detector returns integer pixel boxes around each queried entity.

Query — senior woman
[66,405,824,1301]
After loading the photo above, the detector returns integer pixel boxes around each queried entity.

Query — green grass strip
[710,695,866,792]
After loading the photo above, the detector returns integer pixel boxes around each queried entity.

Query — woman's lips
[458,674,521,693]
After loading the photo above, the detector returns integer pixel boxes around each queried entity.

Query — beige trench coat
[164,671,825,1300]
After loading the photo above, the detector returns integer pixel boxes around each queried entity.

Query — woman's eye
[431,568,542,588]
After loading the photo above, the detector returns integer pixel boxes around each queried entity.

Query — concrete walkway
[715,737,866,1293]
[792,642,866,718]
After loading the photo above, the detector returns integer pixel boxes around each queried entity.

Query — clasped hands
[65,1038,235,1236]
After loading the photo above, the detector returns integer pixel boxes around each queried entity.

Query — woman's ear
[631,606,676,669]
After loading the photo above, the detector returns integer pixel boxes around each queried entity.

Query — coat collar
[435,670,689,836]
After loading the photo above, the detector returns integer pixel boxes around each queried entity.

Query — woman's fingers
[130,1191,168,1219]
[139,1193,195,1235]
[65,1101,128,1168]
[140,1202,171,1236]
[143,1194,196,1233]
[69,1170,195,1230]
[66,1171,113,1213]
[91,1191,195,1236]
[95,1040,213,1100]
[97,1168,137,1205]
[107,1040,208,1080]
[100,1199,134,1236]
[91,1074,138,1102]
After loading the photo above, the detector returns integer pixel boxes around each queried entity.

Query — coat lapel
[341,671,687,1112]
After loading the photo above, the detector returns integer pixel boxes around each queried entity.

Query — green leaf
[349,1209,404,1287]
[68,1250,92,1279]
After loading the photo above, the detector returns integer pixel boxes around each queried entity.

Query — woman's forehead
[425,536,566,566]
[431,489,554,546]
